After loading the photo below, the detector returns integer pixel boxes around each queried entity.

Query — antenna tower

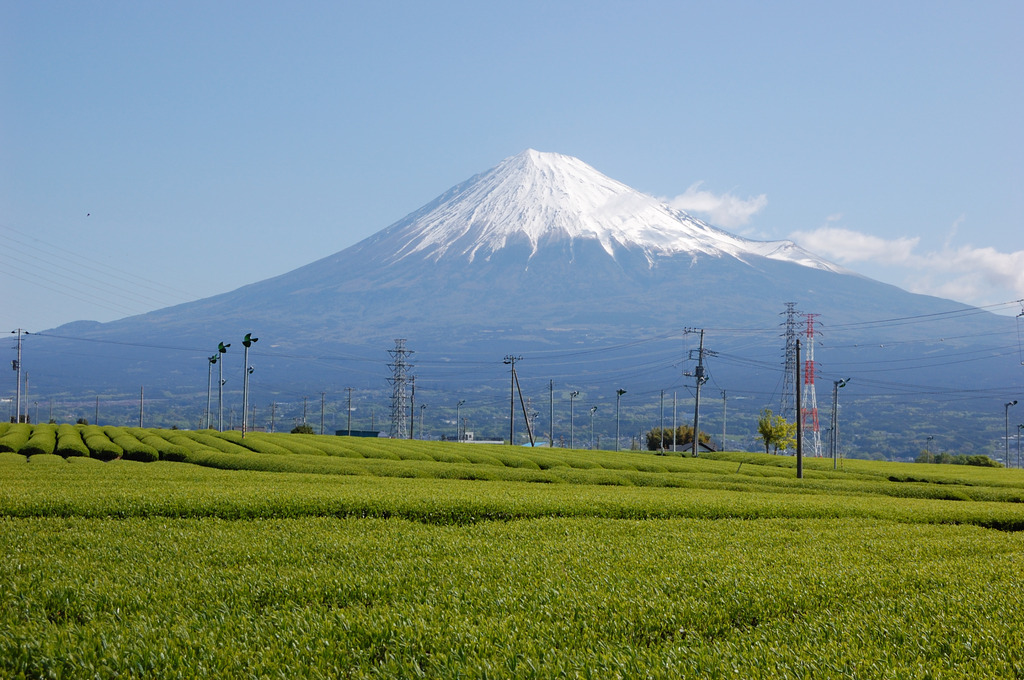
[801,313,822,457]
[387,339,414,439]
[780,303,799,422]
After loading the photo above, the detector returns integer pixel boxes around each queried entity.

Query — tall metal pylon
[387,338,414,439]
[780,303,799,422]
[801,313,822,457]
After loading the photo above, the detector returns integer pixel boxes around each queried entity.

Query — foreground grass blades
[2,433,1024,678]
[1,515,1022,679]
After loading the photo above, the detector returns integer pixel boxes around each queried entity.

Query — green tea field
[1,423,1023,678]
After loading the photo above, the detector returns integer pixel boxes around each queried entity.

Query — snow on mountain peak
[379,149,841,273]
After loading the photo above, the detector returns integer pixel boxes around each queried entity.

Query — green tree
[645,425,710,452]
[774,417,797,454]
[757,409,774,454]
[757,409,797,454]
[290,424,315,434]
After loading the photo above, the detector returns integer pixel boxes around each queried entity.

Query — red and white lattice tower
[802,314,823,457]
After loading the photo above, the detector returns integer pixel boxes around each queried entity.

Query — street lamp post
[926,435,935,464]
[569,391,579,450]
[831,378,850,470]
[590,406,597,450]
[1006,401,1018,468]
[615,389,626,451]
[456,399,465,441]
[206,355,218,429]
[241,333,258,438]
[217,341,230,431]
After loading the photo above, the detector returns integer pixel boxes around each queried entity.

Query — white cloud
[790,223,1024,307]
[665,182,767,228]
[788,226,919,264]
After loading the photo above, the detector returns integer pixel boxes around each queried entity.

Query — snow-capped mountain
[29,148,1017,441]
[356,149,843,272]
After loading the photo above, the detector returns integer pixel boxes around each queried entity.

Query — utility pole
[11,329,24,423]
[409,377,416,439]
[419,404,426,439]
[504,356,522,445]
[302,396,308,427]
[1018,423,1023,469]
[456,399,465,442]
[569,391,579,450]
[660,390,665,452]
[549,379,554,447]
[721,390,727,453]
[673,392,677,453]
[139,386,144,427]
[796,339,803,479]
[320,391,326,435]
[346,387,354,436]
[270,401,276,433]
[1006,401,1018,467]
[685,329,711,457]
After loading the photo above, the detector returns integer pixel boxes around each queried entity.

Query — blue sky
[2,1,1022,333]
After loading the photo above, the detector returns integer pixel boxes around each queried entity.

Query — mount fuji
[24,150,1021,454]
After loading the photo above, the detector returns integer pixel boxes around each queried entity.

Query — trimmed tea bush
[20,425,57,457]
[0,424,32,453]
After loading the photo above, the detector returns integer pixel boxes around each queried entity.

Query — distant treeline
[914,451,1002,467]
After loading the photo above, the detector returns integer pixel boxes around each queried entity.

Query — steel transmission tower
[387,339,414,439]
[801,313,823,457]
[780,303,799,422]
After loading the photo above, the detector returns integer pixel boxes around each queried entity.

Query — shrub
[81,426,123,461]
[177,432,253,455]
[219,431,296,456]
[105,428,159,463]
[55,425,90,458]
[0,424,32,453]
[20,425,57,457]
[139,432,193,462]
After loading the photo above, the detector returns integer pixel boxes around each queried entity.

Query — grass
[1,429,1024,678]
